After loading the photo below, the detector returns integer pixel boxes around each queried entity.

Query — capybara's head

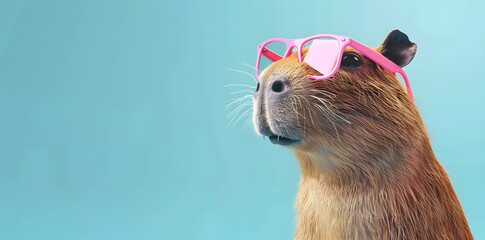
[253,30,422,164]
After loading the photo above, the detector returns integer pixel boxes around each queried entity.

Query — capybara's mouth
[268,135,300,146]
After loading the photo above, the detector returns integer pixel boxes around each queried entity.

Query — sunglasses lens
[302,38,341,77]
[257,41,287,77]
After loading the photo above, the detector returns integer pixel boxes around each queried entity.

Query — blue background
[1,0,484,239]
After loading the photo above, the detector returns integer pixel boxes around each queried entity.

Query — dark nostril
[271,80,285,93]
[255,82,260,92]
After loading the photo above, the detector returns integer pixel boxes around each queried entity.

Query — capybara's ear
[379,29,417,67]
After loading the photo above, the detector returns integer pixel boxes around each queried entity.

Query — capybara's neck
[292,138,473,240]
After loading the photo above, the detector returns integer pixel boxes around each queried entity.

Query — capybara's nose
[268,79,289,96]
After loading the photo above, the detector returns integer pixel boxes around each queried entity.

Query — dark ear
[380,29,417,67]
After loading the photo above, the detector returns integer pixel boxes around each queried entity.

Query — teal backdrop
[1,0,484,239]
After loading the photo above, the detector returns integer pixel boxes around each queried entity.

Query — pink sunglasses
[255,34,414,101]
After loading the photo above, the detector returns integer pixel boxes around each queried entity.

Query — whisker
[243,113,253,129]
[226,68,257,83]
[309,89,336,100]
[233,107,253,126]
[310,95,350,124]
[290,96,300,126]
[227,100,253,126]
[227,99,252,117]
[298,95,316,126]
[224,95,252,109]
[230,90,254,95]
[313,104,341,141]
[224,84,254,88]
[224,63,257,128]
[241,61,256,70]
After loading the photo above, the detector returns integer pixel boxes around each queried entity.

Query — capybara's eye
[341,53,362,68]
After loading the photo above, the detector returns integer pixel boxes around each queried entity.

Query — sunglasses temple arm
[398,70,414,102]
[262,48,283,62]
[350,40,414,102]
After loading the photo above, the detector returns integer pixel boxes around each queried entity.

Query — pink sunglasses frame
[255,34,414,101]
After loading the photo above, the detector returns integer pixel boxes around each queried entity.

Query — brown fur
[255,46,473,239]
